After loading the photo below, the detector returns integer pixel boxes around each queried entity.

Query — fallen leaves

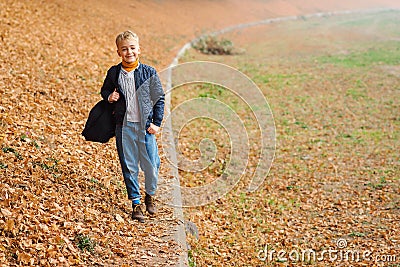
[115,214,125,223]
[0,0,181,266]
[178,11,400,267]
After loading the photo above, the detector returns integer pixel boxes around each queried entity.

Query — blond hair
[115,30,139,47]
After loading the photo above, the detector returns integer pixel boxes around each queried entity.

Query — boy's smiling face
[117,38,140,63]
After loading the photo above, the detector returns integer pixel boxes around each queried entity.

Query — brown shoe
[132,204,145,223]
[145,193,156,215]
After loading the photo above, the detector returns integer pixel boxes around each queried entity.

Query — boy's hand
[147,123,160,134]
[108,89,120,103]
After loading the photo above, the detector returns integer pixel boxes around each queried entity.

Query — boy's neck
[122,58,139,72]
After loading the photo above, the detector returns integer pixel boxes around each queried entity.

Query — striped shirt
[118,67,140,122]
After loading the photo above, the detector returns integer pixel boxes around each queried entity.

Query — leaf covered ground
[177,11,399,266]
[1,0,399,266]
[0,0,185,265]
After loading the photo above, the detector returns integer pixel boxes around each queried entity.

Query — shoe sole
[132,217,145,223]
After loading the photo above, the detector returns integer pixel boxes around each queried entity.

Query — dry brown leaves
[177,11,399,267]
[0,0,181,266]
[1,0,399,266]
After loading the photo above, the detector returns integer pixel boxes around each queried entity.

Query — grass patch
[197,83,224,99]
[337,10,400,33]
[318,45,400,67]
[349,231,367,237]
[188,250,197,267]
[176,10,400,267]
[346,87,368,100]
[366,177,387,190]
[2,147,23,160]
[20,133,40,149]
[74,234,96,253]
[32,157,62,179]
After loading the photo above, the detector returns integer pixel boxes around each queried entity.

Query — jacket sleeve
[100,67,117,102]
[150,72,165,127]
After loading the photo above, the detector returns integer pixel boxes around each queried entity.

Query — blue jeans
[115,122,160,204]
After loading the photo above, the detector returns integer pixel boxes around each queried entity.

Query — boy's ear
[117,49,121,57]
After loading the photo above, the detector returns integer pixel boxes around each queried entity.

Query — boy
[101,30,165,223]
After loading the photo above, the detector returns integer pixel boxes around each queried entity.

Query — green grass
[75,234,96,253]
[337,11,400,33]
[245,72,312,91]
[318,45,400,67]
[197,83,224,99]
[176,10,400,267]
[188,250,197,267]
[2,147,23,160]
[349,231,367,237]
[366,177,387,190]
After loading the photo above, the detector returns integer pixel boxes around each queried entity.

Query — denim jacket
[100,63,165,131]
